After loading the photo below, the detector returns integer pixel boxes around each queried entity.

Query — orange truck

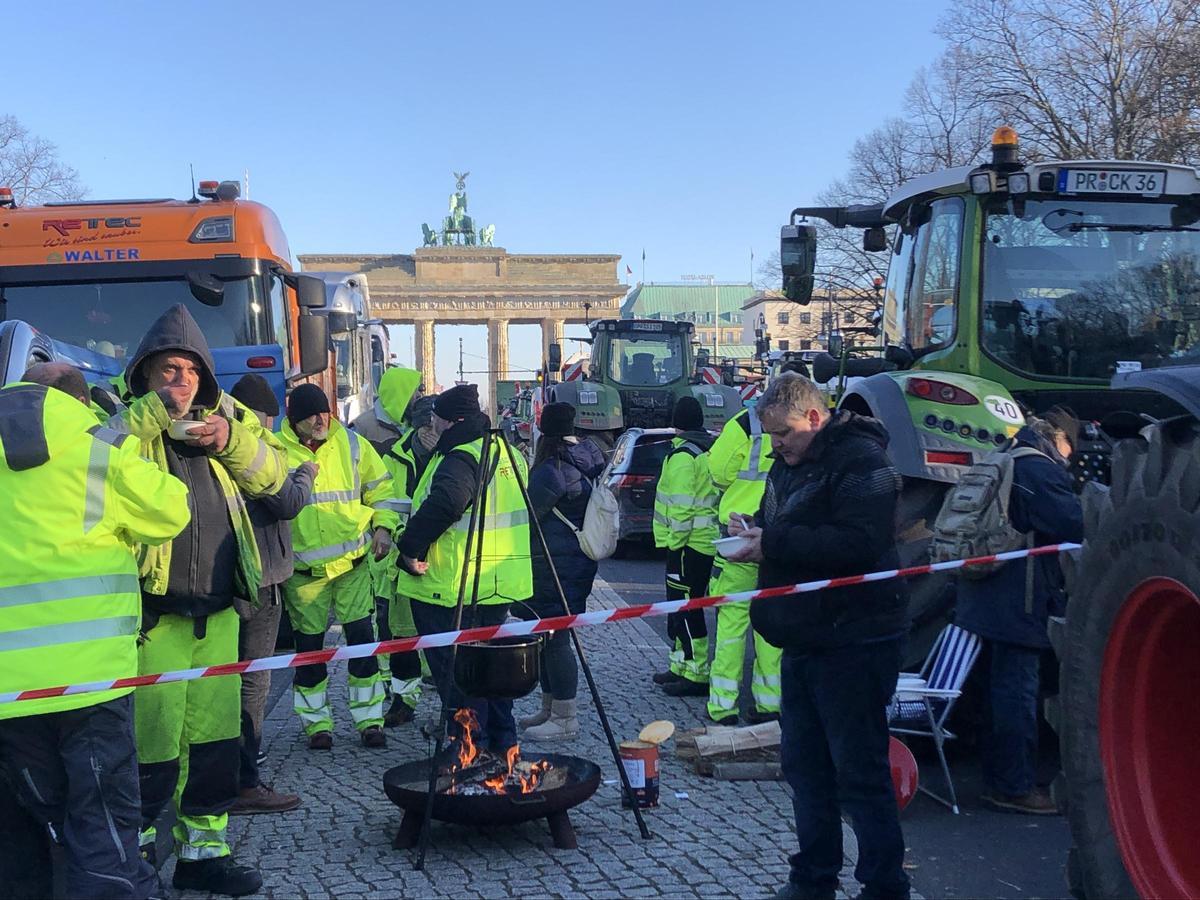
[0,179,332,407]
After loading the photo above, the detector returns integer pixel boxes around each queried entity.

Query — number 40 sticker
[984,395,1024,425]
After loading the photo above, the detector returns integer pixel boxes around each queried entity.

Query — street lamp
[682,273,718,358]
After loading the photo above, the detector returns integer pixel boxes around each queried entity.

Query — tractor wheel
[895,477,955,670]
[1049,420,1200,899]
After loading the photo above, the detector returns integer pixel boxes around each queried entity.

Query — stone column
[415,319,436,392]
[487,318,509,382]
[541,317,564,367]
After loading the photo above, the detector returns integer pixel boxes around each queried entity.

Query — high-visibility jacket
[653,436,719,553]
[110,390,286,600]
[381,429,426,506]
[0,383,190,718]
[708,405,774,524]
[396,438,533,606]
[278,419,397,575]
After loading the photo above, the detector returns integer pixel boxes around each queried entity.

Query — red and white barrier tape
[0,542,1081,704]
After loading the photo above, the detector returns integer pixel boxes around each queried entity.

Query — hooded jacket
[749,411,908,651]
[110,304,288,613]
[527,438,607,613]
[954,426,1084,648]
[352,366,422,454]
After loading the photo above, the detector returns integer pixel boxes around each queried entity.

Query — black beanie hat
[287,383,330,425]
[433,383,480,421]
[672,396,705,431]
[231,374,280,418]
[540,401,576,438]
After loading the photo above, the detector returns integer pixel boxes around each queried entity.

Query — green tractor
[786,127,1200,898]
[547,318,743,449]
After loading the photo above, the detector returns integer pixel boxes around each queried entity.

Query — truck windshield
[0,276,270,364]
[608,330,685,386]
[981,198,1200,379]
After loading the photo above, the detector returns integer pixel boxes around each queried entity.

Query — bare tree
[754,249,782,291]
[0,115,85,205]
[939,0,1200,162]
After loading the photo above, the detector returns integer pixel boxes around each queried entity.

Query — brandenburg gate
[298,175,624,389]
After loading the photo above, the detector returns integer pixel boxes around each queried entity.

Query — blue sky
[6,0,948,400]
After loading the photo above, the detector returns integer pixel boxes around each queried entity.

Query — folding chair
[888,623,981,814]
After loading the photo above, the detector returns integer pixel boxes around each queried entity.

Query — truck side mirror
[299,312,330,376]
[781,222,817,305]
[294,274,326,309]
[863,226,888,252]
[327,311,356,333]
[548,342,562,373]
[828,334,844,359]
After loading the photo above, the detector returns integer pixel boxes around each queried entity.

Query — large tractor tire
[1049,419,1200,899]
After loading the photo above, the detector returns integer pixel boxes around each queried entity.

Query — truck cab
[307,272,381,422]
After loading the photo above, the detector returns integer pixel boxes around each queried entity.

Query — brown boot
[981,788,1058,815]
[308,731,333,750]
[229,783,302,815]
[361,725,387,748]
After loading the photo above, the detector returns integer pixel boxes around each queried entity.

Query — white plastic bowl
[713,535,752,559]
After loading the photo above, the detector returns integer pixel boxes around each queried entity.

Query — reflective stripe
[691,515,716,528]
[241,438,270,482]
[347,676,385,727]
[737,470,769,482]
[294,532,369,564]
[708,692,737,709]
[347,430,361,495]
[452,509,530,532]
[709,675,740,693]
[374,498,411,512]
[0,616,138,653]
[695,496,719,509]
[89,426,129,449]
[656,493,696,507]
[0,573,140,610]
[307,490,358,505]
[83,436,112,532]
[362,474,389,493]
[391,676,422,705]
[680,442,703,456]
[753,673,782,688]
[653,511,671,527]
[175,823,229,860]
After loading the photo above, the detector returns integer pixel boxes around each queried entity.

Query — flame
[452,708,480,769]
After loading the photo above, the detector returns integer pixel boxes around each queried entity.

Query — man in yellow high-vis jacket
[112,305,286,897]
[705,402,782,725]
[396,384,532,754]
[0,366,190,899]
[279,384,398,750]
[652,396,718,696]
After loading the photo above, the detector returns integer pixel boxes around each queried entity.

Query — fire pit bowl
[383,752,601,850]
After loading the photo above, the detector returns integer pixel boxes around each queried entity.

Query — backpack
[553,473,620,562]
[930,444,1048,579]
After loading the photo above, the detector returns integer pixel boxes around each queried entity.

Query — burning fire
[448,709,551,796]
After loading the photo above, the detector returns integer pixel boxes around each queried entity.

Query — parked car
[602,427,675,550]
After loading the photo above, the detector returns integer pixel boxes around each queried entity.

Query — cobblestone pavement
[165,579,875,898]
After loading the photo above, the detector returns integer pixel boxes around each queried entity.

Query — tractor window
[882,223,914,346]
[906,197,964,352]
[608,331,685,386]
[981,197,1200,378]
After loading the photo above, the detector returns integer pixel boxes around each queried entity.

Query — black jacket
[397,413,489,562]
[527,438,607,614]
[750,411,908,651]
[954,427,1084,649]
[127,305,236,618]
[249,463,317,591]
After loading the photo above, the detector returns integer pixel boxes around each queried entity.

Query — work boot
[709,711,739,727]
[523,699,579,740]
[518,694,553,729]
[384,697,416,728]
[308,731,333,751]
[746,708,781,725]
[981,788,1058,815]
[774,881,836,900]
[652,670,683,685]
[663,678,708,697]
[173,857,263,897]
[229,783,302,815]
[361,725,387,748]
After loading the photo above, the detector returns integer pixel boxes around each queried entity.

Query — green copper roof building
[620,282,756,359]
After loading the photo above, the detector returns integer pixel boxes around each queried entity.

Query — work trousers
[0,695,157,899]
[665,546,712,683]
[381,594,423,710]
[284,560,384,735]
[706,558,782,719]
[238,585,282,789]
[136,606,240,862]
[411,599,516,752]
[979,639,1042,798]
[780,639,910,899]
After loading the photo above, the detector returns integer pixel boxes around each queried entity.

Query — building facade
[741,290,878,354]
[621,282,757,359]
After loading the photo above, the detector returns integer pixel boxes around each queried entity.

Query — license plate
[1057,168,1165,197]
[630,322,663,331]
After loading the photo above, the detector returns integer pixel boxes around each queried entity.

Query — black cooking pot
[453,635,541,700]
